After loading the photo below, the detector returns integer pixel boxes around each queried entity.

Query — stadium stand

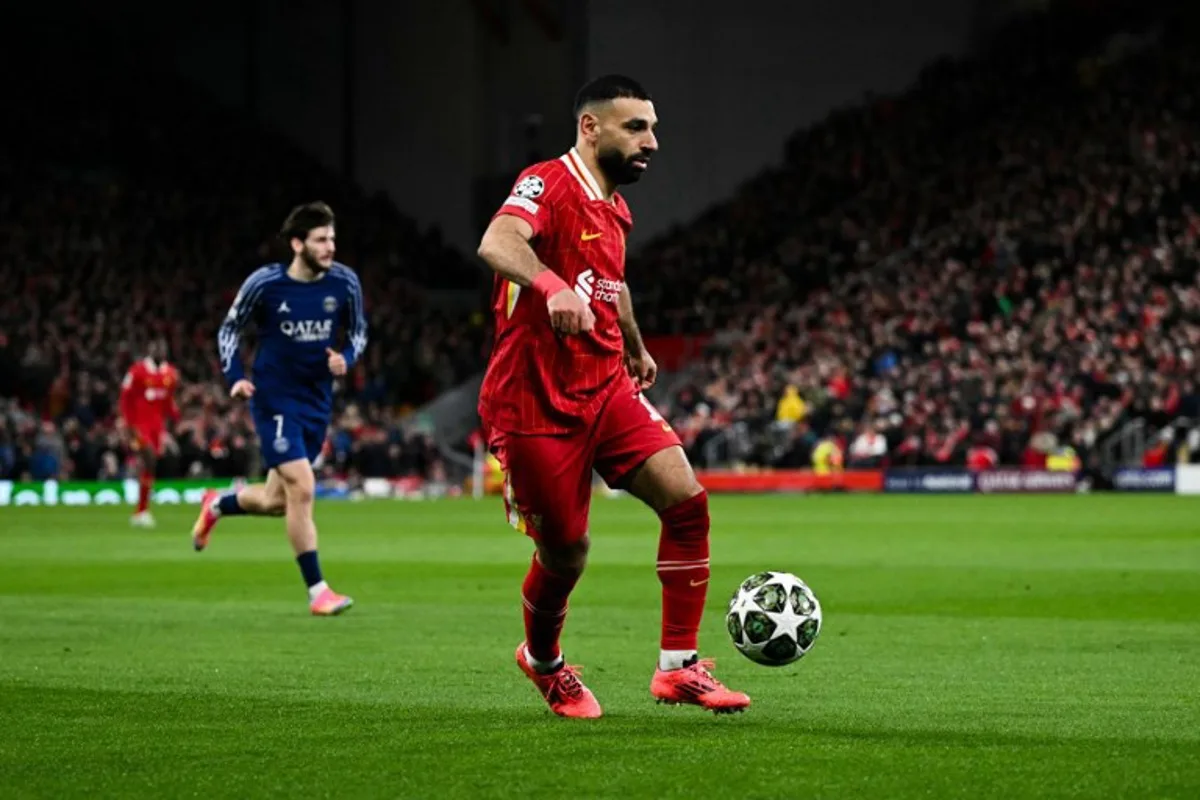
[5,4,1200,484]
[0,44,484,481]
[644,9,1200,473]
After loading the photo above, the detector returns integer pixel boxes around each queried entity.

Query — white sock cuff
[525,646,564,674]
[659,649,698,671]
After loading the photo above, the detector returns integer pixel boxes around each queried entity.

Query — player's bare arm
[618,289,656,389]
[478,215,595,335]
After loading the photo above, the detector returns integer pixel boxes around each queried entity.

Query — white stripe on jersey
[568,147,605,199]
[332,264,368,361]
[561,149,603,201]
[219,265,280,370]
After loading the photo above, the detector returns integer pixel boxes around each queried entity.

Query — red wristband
[532,270,570,299]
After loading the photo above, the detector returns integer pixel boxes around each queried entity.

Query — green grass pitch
[2,495,1198,799]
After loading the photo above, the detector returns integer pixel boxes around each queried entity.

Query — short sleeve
[492,163,566,240]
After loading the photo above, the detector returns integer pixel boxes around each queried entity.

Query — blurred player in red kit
[119,339,180,528]
[477,75,750,718]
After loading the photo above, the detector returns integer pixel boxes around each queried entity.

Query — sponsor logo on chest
[281,318,334,342]
[574,269,624,305]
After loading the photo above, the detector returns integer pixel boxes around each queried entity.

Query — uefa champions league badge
[323,296,337,313]
[514,175,544,198]
[274,437,290,454]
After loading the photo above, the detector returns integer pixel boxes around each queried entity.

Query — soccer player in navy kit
[191,202,366,616]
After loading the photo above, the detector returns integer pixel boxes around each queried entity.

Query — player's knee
[659,489,709,539]
[265,493,287,516]
[283,478,315,507]
[538,536,589,577]
[676,476,705,505]
[287,485,314,507]
[646,473,703,514]
[627,447,704,512]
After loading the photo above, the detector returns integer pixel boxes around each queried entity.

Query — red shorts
[488,387,681,546]
[131,426,164,456]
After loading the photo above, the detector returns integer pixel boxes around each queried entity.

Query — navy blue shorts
[252,409,327,469]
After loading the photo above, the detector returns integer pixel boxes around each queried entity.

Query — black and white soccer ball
[727,571,822,666]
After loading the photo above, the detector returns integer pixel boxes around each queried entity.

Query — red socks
[521,555,579,662]
[521,491,710,661]
[656,491,711,651]
[136,470,154,513]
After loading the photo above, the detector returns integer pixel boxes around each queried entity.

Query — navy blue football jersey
[219,262,367,422]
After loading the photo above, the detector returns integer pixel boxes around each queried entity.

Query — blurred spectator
[775,385,807,426]
[848,423,888,469]
[812,437,844,475]
[966,441,999,472]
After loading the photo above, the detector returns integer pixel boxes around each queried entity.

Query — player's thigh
[594,388,700,513]
[492,432,593,547]
[132,428,160,464]
[622,446,704,513]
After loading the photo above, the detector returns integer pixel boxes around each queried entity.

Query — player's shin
[656,490,711,670]
[136,465,154,514]
[277,463,319,554]
[213,490,247,517]
[289,515,330,603]
[226,483,284,516]
[285,498,319,555]
[521,552,581,671]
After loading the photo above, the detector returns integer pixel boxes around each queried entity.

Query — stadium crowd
[6,4,1200,483]
[0,48,481,482]
[652,9,1200,472]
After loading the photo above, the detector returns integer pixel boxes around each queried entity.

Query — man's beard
[597,145,649,186]
[301,248,330,272]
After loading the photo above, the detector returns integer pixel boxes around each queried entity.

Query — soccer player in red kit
[119,339,180,528]
[477,75,750,718]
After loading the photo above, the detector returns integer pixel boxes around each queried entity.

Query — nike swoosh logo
[581,231,603,241]
[689,578,709,587]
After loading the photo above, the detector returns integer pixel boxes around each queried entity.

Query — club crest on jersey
[280,319,333,342]
[323,296,337,313]
[273,437,290,454]
[513,175,544,198]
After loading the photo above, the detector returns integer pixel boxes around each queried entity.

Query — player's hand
[326,348,347,376]
[230,379,256,399]
[547,288,595,335]
[627,348,658,390]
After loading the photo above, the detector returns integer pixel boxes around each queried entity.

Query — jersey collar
[561,147,607,202]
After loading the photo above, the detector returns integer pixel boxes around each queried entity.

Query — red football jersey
[479,148,635,435]
[119,359,181,431]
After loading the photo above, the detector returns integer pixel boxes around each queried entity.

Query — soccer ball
[726,571,822,666]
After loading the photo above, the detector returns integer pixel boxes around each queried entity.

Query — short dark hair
[280,202,335,242]
[573,74,651,118]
